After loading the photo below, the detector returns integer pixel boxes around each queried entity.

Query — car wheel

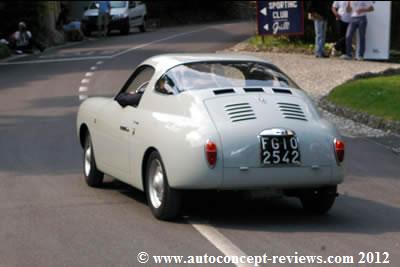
[82,28,91,37]
[145,151,181,220]
[83,133,104,187]
[139,17,146,32]
[120,24,130,35]
[300,186,337,214]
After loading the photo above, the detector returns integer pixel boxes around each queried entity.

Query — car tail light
[334,138,345,164]
[205,140,217,168]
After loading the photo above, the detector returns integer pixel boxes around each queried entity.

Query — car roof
[141,53,272,74]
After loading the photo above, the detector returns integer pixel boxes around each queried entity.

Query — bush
[328,75,400,121]
[144,1,251,26]
[0,43,11,59]
[0,1,41,38]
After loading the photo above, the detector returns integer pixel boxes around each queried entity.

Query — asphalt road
[0,21,399,267]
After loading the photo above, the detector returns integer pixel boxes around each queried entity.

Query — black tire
[145,151,181,220]
[82,28,91,37]
[300,186,337,214]
[83,133,104,187]
[139,17,146,32]
[120,24,130,35]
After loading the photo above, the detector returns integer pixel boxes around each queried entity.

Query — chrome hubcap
[84,145,91,177]
[148,159,164,209]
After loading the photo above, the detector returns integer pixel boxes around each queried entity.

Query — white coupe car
[77,54,345,220]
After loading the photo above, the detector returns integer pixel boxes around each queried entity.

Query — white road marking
[38,54,66,59]
[81,78,90,84]
[96,61,104,65]
[112,27,211,58]
[90,66,97,71]
[79,95,88,101]
[85,72,94,77]
[0,55,112,65]
[189,220,253,267]
[79,86,88,92]
[0,26,211,66]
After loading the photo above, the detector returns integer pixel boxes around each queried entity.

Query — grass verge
[328,75,400,121]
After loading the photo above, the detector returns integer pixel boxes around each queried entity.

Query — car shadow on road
[100,178,147,205]
[100,178,191,224]
[183,191,400,235]
[94,181,400,234]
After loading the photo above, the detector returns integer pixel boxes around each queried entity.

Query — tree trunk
[37,1,64,46]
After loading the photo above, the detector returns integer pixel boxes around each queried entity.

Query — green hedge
[0,43,11,59]
[0,1,45,41]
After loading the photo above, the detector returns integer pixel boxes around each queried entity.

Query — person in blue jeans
[97,1,111,37]
[308,1,330,58]
[341,1,374,60]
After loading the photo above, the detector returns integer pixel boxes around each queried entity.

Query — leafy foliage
[0,43,11,59]
[0,1,42,38]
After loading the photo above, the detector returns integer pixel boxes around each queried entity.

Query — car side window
[123,66,155,94]
[129,1,136,8]
[116,66,155,108]
[155,75,176,95]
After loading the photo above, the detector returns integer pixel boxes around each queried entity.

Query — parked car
[81,1,147,36]
[77,53,345,220]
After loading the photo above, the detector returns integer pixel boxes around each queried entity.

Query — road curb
[0,38,95,63]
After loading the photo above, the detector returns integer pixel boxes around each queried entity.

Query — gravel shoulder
[221,43,400,140]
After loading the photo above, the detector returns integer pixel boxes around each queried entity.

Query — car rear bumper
[170,164,343,190]
[219,165,343,189]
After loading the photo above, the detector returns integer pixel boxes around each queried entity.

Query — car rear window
[110,1,127,8]
[89,1,127,9]
[162,61,299,92]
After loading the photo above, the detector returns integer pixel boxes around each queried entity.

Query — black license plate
[260,135,301,165]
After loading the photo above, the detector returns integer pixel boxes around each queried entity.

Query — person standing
[341,1,374,60]
[331,1,351,56]
[308,1,330,58]
[97,1,111,37]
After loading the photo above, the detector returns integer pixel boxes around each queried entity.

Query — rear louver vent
[214,89,235,95]
[277,102,307,121]
[273,88,292,94]
[225,103,256,122]
[244,88,264,93]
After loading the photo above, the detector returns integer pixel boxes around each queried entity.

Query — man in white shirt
[331,1,351,55]
[341,1,374,60]
[10,22,45,54]
[11,22,33,54]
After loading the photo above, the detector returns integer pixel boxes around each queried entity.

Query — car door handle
[120,125,130,132]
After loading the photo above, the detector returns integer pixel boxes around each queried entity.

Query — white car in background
[77,54,345,220]
[82,1,147,36]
